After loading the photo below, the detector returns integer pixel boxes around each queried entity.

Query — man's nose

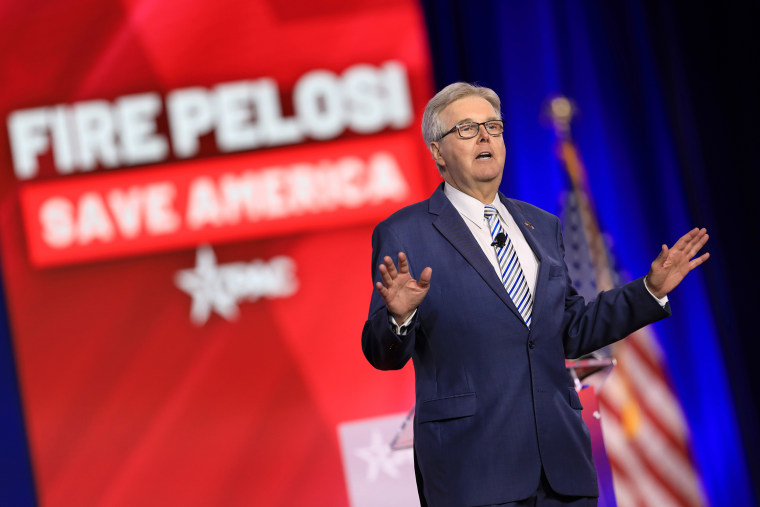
[477,123,490,141]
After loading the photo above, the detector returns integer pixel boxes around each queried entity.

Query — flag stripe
[606,459,645,507]
[617,337,691,456]
[599,391,704,505]
[627,332,669,384]
[601,411,681,506]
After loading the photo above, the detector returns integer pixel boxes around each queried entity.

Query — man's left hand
[646,227,710,298]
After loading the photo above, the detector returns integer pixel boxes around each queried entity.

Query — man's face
[430,96,506,201]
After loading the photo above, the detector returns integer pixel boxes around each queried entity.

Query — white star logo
[174,245,298,325]
[175,245,239,325]
[354,430,413,482]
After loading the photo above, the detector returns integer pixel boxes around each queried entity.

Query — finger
[669,232,687,251]
[671,229,697,252]
[660,244,674,268]
[688,252,710,270]
[681,227,705,246]
[384,255,399,278]
[378,262,393,287]
[397,252,410,274]
[375,280,389,298]
[418,267,432,288]
[686,232,709,259]
[656,244,668,263]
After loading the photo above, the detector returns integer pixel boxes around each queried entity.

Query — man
[361,83,709,506]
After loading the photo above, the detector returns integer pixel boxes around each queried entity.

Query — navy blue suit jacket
[362,184,670,506]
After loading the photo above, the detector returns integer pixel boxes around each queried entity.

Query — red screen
[0,1,437,504]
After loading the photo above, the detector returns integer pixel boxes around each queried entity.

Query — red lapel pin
[523,221,534,230]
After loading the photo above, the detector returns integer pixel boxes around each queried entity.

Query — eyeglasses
[439,120,505,140]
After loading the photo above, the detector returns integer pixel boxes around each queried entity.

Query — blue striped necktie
[484,205,533,326]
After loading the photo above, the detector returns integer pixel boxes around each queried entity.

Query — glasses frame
[438,120,505,140]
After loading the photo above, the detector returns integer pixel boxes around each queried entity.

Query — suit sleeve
[555,219,672,359]
[361,221,418,371]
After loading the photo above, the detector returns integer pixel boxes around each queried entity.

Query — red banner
[0,1,436,504]
[20,133,424,267]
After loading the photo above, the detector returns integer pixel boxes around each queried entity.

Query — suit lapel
[429,186,524,322]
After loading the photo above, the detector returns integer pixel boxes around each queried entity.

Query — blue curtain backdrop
[1,1,758,505]
[421,0,759,505]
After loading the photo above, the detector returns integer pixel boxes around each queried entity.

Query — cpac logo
[354,430,414,482]
[175,245,298,325]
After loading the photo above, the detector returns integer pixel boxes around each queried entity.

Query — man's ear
[430,142,445,168]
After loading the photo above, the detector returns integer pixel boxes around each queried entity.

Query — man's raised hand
[375,252,432,324]
[646,227,710,298]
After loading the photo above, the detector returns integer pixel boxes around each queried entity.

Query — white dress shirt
[443,183,539,297]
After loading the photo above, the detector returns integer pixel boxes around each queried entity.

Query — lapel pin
[523,221,534,230]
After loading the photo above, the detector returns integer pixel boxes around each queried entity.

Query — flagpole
[547,97,615,292]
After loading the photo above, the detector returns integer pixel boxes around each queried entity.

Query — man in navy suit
[361,83,709,506]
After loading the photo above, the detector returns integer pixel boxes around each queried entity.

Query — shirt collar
[443,183,509,229]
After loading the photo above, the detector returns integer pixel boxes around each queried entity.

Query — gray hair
[421,82,502,147]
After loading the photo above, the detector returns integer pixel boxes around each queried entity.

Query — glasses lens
[485,121,504,135]
[456,123,479,138]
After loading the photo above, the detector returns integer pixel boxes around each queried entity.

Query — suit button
[528,341,535,349]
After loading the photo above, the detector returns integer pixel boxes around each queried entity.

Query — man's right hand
[375,252,432,324]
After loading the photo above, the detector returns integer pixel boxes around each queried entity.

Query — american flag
[552,104,707,506]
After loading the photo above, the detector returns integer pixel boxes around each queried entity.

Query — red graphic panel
[0,1,436,505]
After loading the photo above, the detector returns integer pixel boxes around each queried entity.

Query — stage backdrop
[0,1,439,504]
[419,1,753,505]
